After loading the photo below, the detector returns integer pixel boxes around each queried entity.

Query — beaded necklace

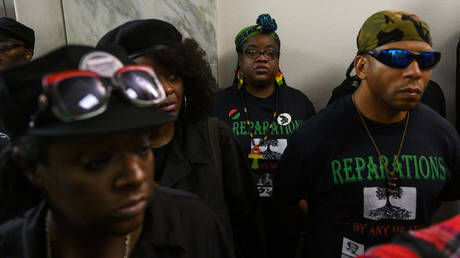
[237,70,284,160]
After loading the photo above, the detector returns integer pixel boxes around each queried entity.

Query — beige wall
[14,0,218,77]
[14,0,66,57]
[217,0,460,125]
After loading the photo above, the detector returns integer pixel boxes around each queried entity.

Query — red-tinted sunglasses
[40,65,165,122]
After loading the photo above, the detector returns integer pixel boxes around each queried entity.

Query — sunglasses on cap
[39,65,166,122]
[358,49,441,70]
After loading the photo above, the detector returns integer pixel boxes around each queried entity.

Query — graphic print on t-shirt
[341,237,365,257]
[329,154,448,221]
[225,105,306,198]
[277,112,292,126]
[252,138,287,197]
[257,173,273,197]
[254,138,287,160]
[364,187,416,220]
[228,108,241,120]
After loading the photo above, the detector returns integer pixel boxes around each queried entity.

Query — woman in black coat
[98,19,265,258]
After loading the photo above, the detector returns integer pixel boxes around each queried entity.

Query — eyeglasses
[358,49,441,70]
[0,41,25,52]
[243,49,279,60]
[40,65,166,122]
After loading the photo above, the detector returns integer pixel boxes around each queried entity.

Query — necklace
[45,209,131,258]
[237,71,281,157]
[240,84,279,143]
[351,95,409,194]
[236,70,285,169]
[239,84,279,168]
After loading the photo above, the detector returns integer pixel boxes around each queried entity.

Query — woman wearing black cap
[0,45,234,258]
[98,20,265,258]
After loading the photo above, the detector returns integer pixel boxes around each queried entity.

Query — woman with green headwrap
[215,14,316,258]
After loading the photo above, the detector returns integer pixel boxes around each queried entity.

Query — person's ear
[354,55,369,80]
[238,53,245,69]
[12,148,45,189]
[24,48,33,61]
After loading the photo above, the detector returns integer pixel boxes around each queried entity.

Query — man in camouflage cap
[274,10,460,258]
[328,10,447,118]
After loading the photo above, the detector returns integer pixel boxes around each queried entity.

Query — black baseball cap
[0,17,35,49]
[0,45,175,138]
[97,19,182,59]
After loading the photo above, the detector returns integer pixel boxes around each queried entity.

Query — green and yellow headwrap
[235,14,280,52]
[357,10,432,51]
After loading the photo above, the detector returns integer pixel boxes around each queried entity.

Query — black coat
[158,118,265,258]
[0,186,235,258]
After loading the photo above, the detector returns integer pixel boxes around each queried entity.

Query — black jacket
[157,118,265,258]
[0,186,235,258]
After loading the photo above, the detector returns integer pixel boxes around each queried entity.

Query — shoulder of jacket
[155,186,218,215]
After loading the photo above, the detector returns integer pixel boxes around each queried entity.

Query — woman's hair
[0,136,50,222]
[145,38,217,122]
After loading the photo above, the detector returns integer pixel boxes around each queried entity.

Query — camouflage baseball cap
[357,10,432,51]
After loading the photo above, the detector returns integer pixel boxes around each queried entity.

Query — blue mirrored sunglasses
[358,49,441,70]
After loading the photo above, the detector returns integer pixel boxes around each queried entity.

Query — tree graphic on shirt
[369,187,411,220]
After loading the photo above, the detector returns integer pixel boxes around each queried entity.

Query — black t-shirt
[275,95,460,258]
[215,83,316,258]
[216,84,316,197]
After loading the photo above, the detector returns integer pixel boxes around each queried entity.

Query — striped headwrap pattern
[235,14,280,53]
